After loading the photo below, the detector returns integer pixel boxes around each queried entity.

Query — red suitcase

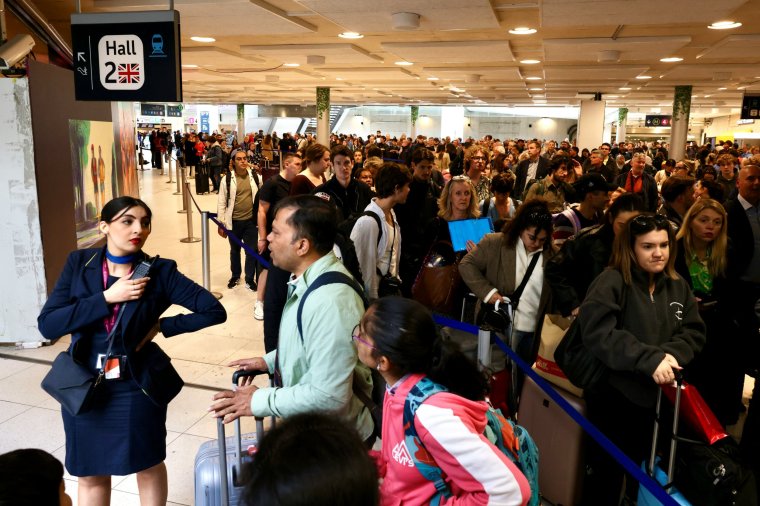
[518,375,586,506]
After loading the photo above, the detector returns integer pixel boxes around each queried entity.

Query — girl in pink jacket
[355,297,531,506]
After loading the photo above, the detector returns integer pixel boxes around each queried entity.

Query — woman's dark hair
[698,179,725,202]
[374,162,412,198]
[490,171,515,194]
[304,143,329,165]
[101,196,152,225]
[663,158,676,169]
[241,412,379,506]
[0,449,64,505]
[362,297,488,401]
[501,198,553,252]
[604,192,646,228]
[273,195,337,255]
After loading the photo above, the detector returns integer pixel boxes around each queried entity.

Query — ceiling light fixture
[636,75,652,80]
[427,77,439,81]
[619,87,632,90]
[395,61,413,66]
[708,21,742,29]
[391,12,421,30]
[338,32,364,39]
[190,36,215,43]
[182,64,198,68]
[718,87,727,90]
[525,76,542,80]
[520,59,541,64]
[509,27,536,35]
[283,63,300,67]
[336,77,344,81]
[528,87,543,91]
[660,57,683,63]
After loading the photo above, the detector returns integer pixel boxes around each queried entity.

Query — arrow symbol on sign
[77,52,86,62]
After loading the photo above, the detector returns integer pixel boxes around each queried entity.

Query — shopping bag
[661,381,729,445]
[532,314,583,397]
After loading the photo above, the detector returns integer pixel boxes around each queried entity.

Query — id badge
[96,354,122,380]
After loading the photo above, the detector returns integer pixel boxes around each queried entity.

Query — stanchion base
[173,191,182,195]
[211,291,222,300]
[180,237,201,243]
[166,180,174,183]
[178,210,188,214]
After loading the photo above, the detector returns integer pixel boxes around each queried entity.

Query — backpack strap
[225,172,232,208]
[296,271,367,342]
[561,208,583,237]
[361,210,383,247]
[403,377,451,503]
[482,197,492,217]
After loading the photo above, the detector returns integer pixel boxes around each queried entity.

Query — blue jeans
[229,219,258,282]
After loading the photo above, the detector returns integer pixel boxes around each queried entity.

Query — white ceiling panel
[544,65,649,80]
[179,1,313,37]
[297,0,499,32]
[544,37,691,62]
[422,66,523,81]
[181,47,265,68]
[381,41,514,64]
[661,64,759,81]
[240,44,382,64]
[541,0,749,27]
[697,35,760,61]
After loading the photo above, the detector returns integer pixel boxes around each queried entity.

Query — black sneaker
[227,277,239,289]
[245,278,257,292]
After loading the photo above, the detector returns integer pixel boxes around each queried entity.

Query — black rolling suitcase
[194,370,272,506]
[196,161,210,194]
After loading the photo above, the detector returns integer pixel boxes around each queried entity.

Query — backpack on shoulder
[340,211,401,297]
[404,376,540,506]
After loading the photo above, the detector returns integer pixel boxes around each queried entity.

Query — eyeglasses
[471,156,486,161]
[630,214,670,231]
[351,324,377,351]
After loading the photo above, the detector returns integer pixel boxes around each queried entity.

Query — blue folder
[447,217,494,252]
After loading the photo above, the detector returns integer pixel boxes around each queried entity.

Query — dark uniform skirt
[62,378,167,477]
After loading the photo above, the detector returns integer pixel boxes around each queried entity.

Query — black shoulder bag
[476,251,541,333]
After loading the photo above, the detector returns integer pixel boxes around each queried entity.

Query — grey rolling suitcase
[194,370,270,506]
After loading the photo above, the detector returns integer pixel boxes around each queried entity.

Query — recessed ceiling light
[427,77,439,81]
[190,36,215,43]
[619,87,632,90]
[395,61,413,66]
[636,75,652,80]
[338,32,364,39]
[525,76,542,80]
[520,59,541,64]
[528,87,543,91]
[660,57,683,63]
[704,94,711,98]
[708,21,742,30]
[182,64,198,68]
[718,87,727,90]
[336,77,344,81]
[509,27,536,35]
[283,63,300,67]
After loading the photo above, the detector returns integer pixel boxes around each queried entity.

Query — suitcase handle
[647,369,683,488]
[217,370,271,505]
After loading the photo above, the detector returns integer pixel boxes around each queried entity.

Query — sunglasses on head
[451,175,471,182]
[630,214,670,231]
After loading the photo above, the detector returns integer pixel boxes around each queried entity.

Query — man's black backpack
[295,271,386,438]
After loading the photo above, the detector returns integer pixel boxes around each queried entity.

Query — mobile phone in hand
[131,255,158,279]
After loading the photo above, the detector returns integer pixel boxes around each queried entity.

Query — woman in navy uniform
[38,196,226,505]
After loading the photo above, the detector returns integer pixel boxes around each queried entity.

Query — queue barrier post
[200,210,222,300]
[180,181,200,243]
[174,166,183,196]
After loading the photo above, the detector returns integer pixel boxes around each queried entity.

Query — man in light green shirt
[211,196,374,441]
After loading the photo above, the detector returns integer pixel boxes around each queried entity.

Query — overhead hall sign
[71,10,182,102]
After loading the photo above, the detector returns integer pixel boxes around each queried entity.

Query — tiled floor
[0,163,756,505]
[0,163,269,505]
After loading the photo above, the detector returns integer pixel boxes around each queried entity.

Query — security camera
[0,34,35,70]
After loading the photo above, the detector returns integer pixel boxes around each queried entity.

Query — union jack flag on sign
[117,63,141,84]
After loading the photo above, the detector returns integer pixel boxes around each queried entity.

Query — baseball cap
[573,173,616,197]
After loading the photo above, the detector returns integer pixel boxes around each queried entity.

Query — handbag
[555,287,628,391]
[41,305,125,416]
[532,314,583,397]
[476,251,540,333]
[412,241,463,315]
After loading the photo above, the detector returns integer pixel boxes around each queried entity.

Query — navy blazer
[38,247,226,400]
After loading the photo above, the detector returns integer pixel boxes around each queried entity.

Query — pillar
[316,87,330,145]
[669,86,692,161]
[577,99,606,152]
[236,103,245,143]
[441,106,464,141]
[616,107,628,145]
[410,105,418,138]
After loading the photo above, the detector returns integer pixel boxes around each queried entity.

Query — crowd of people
[34,128,760,505]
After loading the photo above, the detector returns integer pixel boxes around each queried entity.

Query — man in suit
[614,152,659,212]
[514,140,550,198]
[725,165,760,477]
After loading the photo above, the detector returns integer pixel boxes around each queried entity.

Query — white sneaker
[253,301,264,320]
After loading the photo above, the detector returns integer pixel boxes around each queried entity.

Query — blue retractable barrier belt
[432,314,681,506]
[208,213,272,270]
